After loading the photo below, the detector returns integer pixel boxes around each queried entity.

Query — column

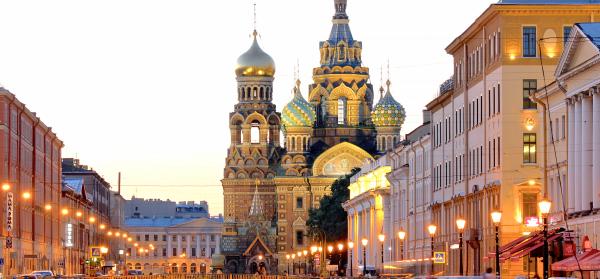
[582,93,594,209]
[196,234,201,259]
[215,234,221,254]
[177,235,182,257]
[575,97,583,211]
[568,99,576,211]
[593,89,600,208]
[186,235,191,258]
[167,234,172,257]
[205,234,210,258]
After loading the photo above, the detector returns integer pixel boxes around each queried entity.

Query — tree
[307,168,360,242]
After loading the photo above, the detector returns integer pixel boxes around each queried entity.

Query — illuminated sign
[65,223,74,247]
[525,216,540,228]
[90,247,101,258]
[433,252,446,264]
[6,192,13,232]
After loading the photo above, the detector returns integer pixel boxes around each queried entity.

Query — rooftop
[498,0,600,3]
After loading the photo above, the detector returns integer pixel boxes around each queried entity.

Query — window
[564,26,572,46]
[523,26,537,57]
[154,235,158,241]
[296,231,304,246]
[173,248,177,257]
[182,248,187,255]
[250,121,260,144]
[172,235,177,241]
[561,115,566,139]
[162,235,167,242]
[337,97,346,125]
[522,193,538,219]
[201,248,206,257]
[523,80,538,109]
[210,235,215,242]
[145,234,149,241]
[136,235,140,241]
[162,248,167,257]
[296,197,304,209]
[523,133,537,164]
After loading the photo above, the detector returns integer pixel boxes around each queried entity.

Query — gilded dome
[372,81,406,127]
[282,80,316,129]
[235,32,276,78]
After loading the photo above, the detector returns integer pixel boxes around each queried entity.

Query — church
[219,0,405,274]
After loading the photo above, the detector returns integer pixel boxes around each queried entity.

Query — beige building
[537,22,600,249]
[124,217,222,274]
[387,1,600,277]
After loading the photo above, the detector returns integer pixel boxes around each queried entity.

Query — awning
[580,252,600,270]
[552,249,600,271]
[491,228,564,262]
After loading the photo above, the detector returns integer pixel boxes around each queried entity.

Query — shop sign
[524,216,540,227]
[90,247,101,258]
[65,223,74,247]
[6,192,13,232]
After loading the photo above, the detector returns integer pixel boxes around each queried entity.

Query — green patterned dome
[372,81,406,127]
[282,80,316,129]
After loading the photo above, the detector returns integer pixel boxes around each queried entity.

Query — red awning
[552,249,600,272]
[580,252,600,270]
[493,229,564,262]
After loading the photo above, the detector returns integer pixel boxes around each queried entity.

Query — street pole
[380,242,384,275]
[459,231,463,276]
[350,249,353,277]
[431,236,434,275]
[543,216,549,279]
[363,245,366,276]
[495,225,500,278]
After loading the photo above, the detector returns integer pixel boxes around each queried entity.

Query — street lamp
[291,253,296,275]
[427,224,437,275]
[286,254,290,275]
[378,234,385,275]
[337,243,344,275]
[539,198,552,279]
[303,250,308,274]
[348,241,354,277]
[1,183,10,191]
[361,238,368,276]
[491,210,502,278]
[456,218,466,276]
[398,230,406,261]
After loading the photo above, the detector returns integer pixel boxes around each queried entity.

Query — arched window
[291,137,296,151]
[135,263,142,270]
[259,87,264,99]
[253,87,258,99]
[181,263,187,273]
[251,121,260,144]
[171,263,178,273]
[190,263,197,273]
[321,97,328,123]
[337,97,347,125]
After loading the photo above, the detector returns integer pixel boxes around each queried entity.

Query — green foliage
[307,168,360,242]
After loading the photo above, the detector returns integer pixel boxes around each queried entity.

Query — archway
[249,262,258,274]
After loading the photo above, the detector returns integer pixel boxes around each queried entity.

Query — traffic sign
[433,252,446,264]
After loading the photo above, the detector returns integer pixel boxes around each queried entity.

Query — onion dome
[235,31,276,77]
[372,80,406,127]
[282,80,316,129]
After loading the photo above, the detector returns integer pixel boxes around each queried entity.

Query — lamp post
[291,254,296,275]
[337,243,344,276]
[456,218,466,276]
[378,234,385,275]
[539,198,552,279]
[427,224,437,275]
[303,250,308,275]
[348,241,354,277]
[286,254,290,275]
[361,238,368,276]
[491,210,502,278]
[397,230,406,261]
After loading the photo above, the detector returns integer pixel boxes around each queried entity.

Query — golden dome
[235,32,275,78]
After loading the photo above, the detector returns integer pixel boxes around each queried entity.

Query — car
[13,275,37,279]
[30,271,53,279]
[126,270,143,276]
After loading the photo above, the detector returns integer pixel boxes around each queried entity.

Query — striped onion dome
[372,80,406,127]
[282,80,316,129]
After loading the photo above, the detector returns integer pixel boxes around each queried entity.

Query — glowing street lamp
[1,183,10,191]
[99,224,106,230]
[456,218,466,276]
[89,216,96,223]
[61,208,69,216]
[44,204,52,211]
[378,234,385,274]
[361,238,368,276]
[539,198,552,279]
[310,245,318,254]
[491,210,502,278]
[286,254,291,275]
[428,225,437,275]
[22,192,31,200]
[75,211,82,218]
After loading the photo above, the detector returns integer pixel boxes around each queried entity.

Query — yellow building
[422,1,600,277]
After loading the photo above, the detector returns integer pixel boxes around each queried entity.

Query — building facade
[62,158,126,275]
[537,22,600,250]
[0,87,64,275]
[221,0,405,275]
[124,217,222,275]
[412,1,600,277]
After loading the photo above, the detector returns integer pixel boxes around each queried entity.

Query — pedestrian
[483,267,495,279]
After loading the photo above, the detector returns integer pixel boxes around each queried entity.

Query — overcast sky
[0,0,496,215]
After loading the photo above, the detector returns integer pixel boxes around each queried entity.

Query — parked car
[13,275,37,279]
[126,270,143,276]
[30,271,53,279]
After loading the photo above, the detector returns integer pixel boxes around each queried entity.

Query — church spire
[334,0,348,19]
[249,179,264,218]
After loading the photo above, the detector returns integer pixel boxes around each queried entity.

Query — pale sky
[0,0,496,215]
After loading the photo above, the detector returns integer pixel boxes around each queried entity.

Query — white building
[124,217,222,274]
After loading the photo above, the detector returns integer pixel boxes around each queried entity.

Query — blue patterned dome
[372,81,406,127]
[282,80,316,129]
